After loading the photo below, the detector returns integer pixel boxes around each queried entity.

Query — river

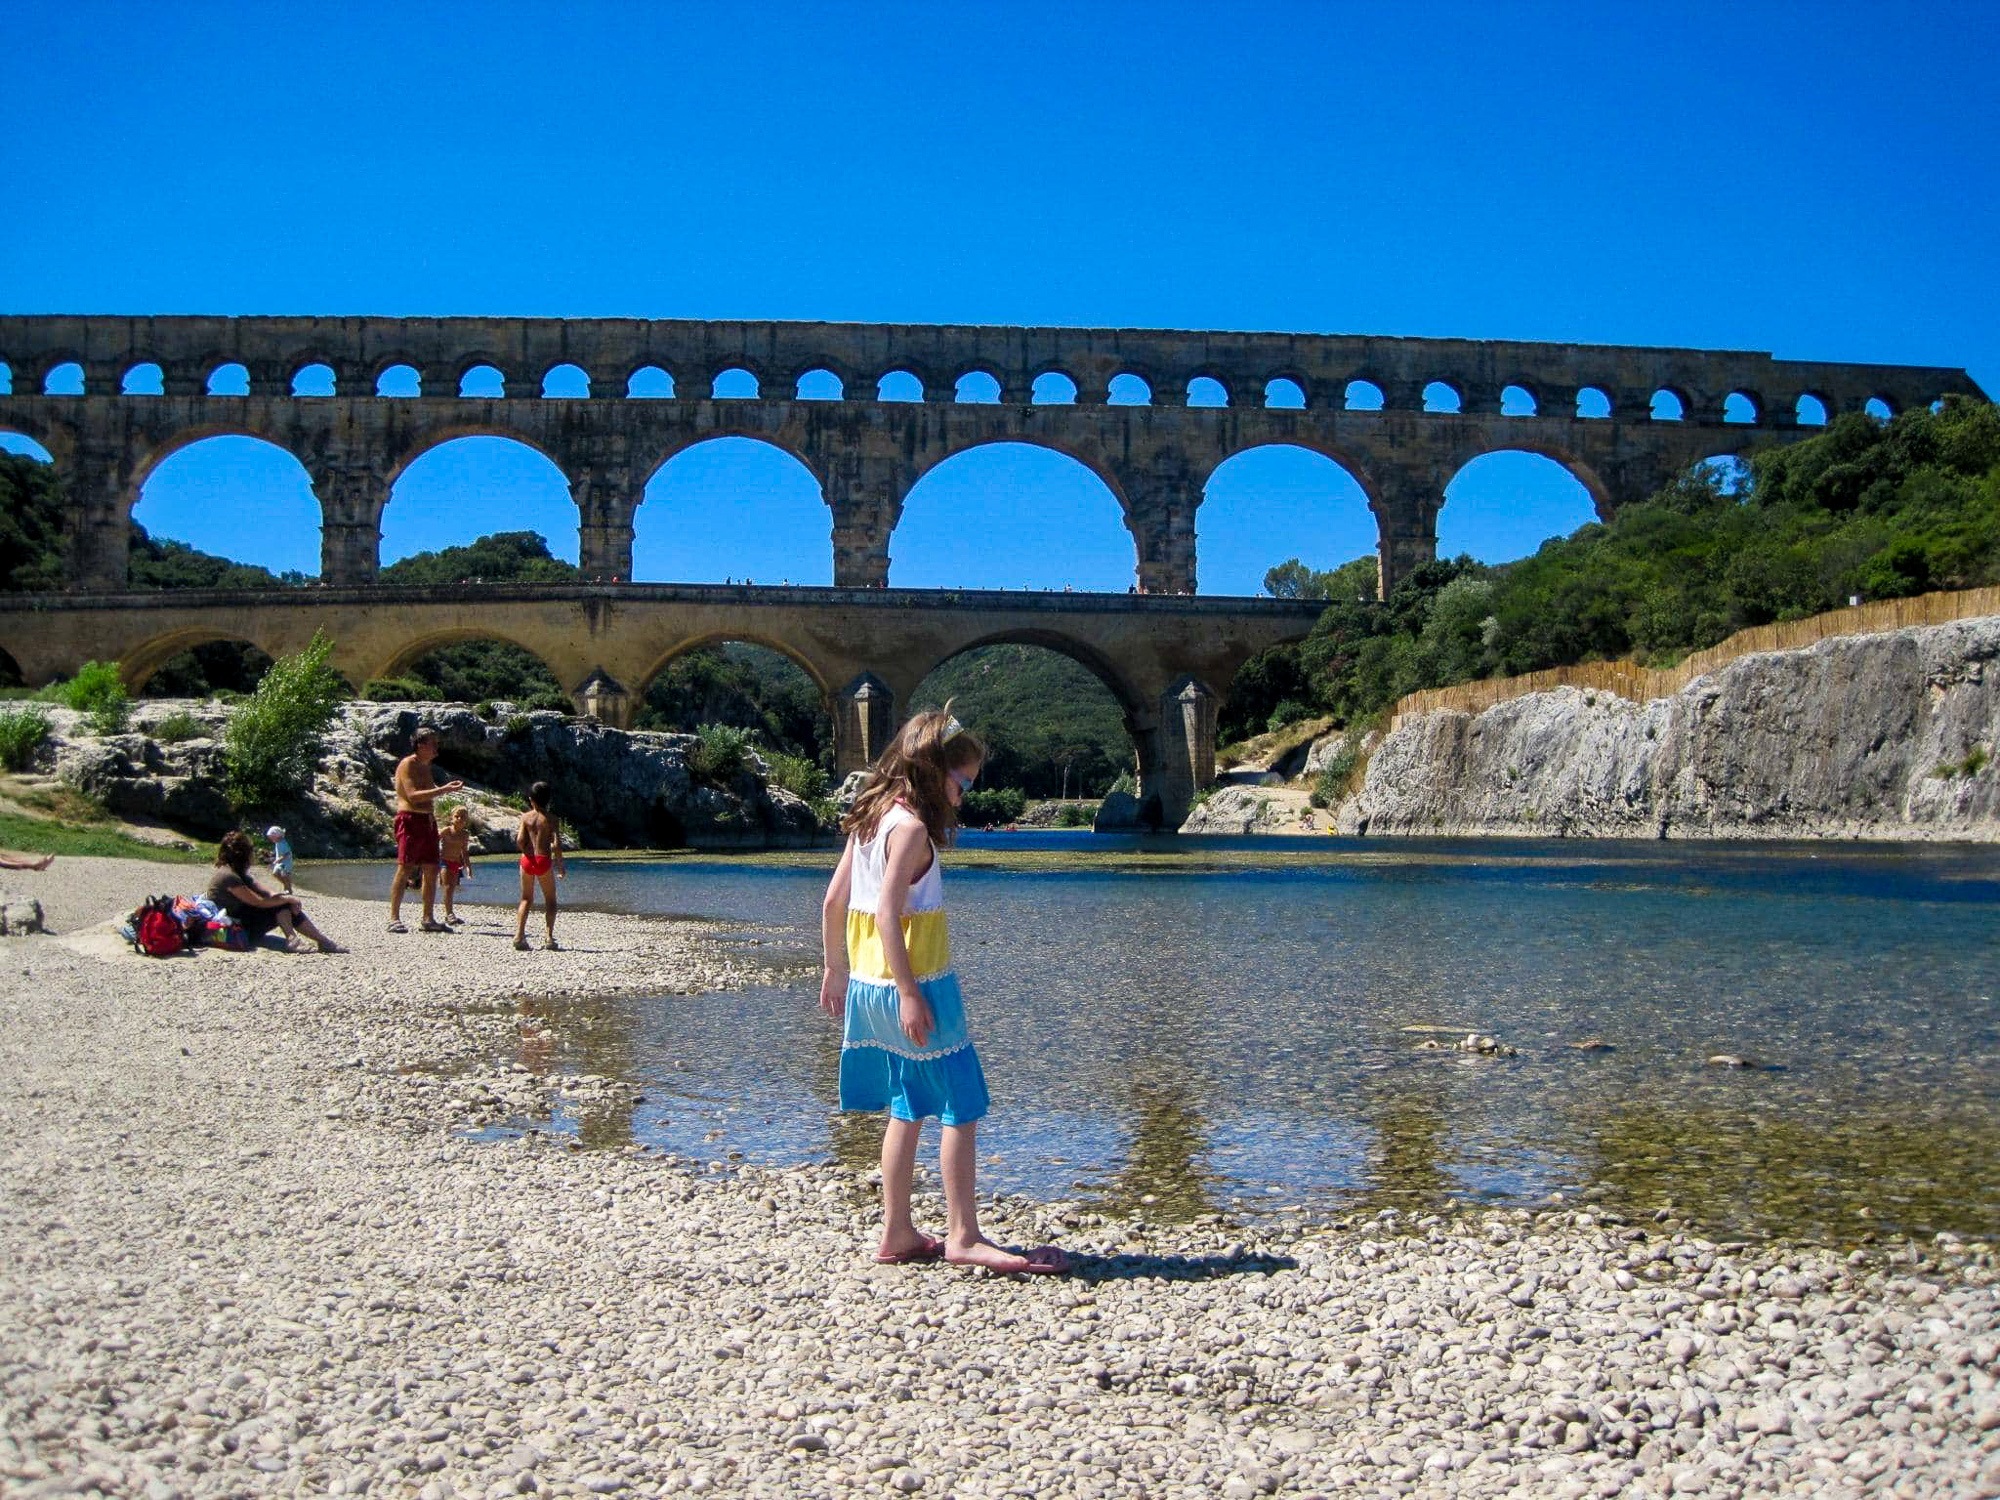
[308,834,2000,1244]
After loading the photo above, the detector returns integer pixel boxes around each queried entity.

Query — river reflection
[308,837,2000,1244]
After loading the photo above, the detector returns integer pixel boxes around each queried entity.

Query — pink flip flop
[873,1235,946,1265]
[945,1243,1072,1276]
[1014,1245,1070,1276]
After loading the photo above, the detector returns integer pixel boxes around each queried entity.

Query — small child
[438,806,473,926]
[514,782,566,952]
[264,824,295,895]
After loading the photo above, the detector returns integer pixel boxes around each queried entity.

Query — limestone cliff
[1339,617,2000,840]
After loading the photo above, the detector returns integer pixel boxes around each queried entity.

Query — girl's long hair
[843,706,985,849]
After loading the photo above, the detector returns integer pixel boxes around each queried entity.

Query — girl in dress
[819,709,1068,1274]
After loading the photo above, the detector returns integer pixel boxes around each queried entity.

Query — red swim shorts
[394,810,440,867]
[520,853,553,877]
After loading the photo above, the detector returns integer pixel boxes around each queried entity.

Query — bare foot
[944,1237,1069,1275]
[873,1232,945,1265]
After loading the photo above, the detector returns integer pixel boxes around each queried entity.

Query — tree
[1263,554,1378,602]
[0,453,68,593]
[913,645,1132,798]
[1282,398,2000,726]
[636,643,831,766]
[379,531,580,586]
[223,631,349,810]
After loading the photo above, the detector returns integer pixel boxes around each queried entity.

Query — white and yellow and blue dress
[840,802,991,1126]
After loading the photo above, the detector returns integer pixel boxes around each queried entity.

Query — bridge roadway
[0,583,1326,824]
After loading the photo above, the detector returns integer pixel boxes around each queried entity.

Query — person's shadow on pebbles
[460,929,605,953]
[1067,1248,1299,1283]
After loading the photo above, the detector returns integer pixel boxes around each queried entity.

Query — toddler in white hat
[265,825,295,894]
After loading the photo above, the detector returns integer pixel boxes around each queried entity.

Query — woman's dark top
[207,867,281,937]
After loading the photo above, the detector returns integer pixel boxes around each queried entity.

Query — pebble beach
[1,857,1996,1499]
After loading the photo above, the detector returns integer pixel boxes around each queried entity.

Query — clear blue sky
[5,2,1996,592]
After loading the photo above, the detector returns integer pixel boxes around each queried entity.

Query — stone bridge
[0,584,1324,823]
[1,314,1983,596]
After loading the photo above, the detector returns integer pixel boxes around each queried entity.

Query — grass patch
[151,709,207,744]
[10,782,116,824]
[0,809,206,862]
[1215,714,1336,772]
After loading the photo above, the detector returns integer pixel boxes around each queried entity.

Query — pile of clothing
[119,895,252,953]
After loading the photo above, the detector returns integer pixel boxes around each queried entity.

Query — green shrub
[1309,740,1364,808]
[958,786,1026,828]
[151,709,206,744]
[0,704,50,771]
[361,676,435,702]
[59,661,130,735]
[1932,745,1991,779]
[224,631,347,810]
[504,714,535,740]
[1106,771,1137,796]
[1057,801,1095,827]
[687,722,753,785]
[763,750,829,803]
[522,691,573,715]
[1266,698,1313,734]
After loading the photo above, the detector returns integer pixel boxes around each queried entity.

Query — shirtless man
[388,727,465,933]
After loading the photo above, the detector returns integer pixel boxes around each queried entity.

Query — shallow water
[309,836,2000,1243]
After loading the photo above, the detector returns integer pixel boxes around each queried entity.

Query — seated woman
[208,831,342,953]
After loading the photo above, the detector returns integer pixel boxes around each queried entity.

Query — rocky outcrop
[1180,784,1331,835]
[44,701,825,855]
[1304,729,1375,778]
[1341,617,2000,840]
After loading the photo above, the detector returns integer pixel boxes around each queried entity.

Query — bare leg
[514,868,533,949]
[389,864,412,925]
[273,906,301,948]
[942,1122,1065,1272]
[419,865,440,926]
[441,868,459,920]
[286,908,336,951]
[878,1116,927,1260]
[538,870,559,946]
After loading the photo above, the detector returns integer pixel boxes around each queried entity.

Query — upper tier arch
[0,314,1983,597]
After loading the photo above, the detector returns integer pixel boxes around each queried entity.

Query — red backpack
[133,896,186,958]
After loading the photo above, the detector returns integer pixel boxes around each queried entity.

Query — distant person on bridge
[387,727,463,934]
[818,709,1069,1276]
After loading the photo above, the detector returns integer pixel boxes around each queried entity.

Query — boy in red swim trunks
[389,727,465,934]
[514,780,566,951]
